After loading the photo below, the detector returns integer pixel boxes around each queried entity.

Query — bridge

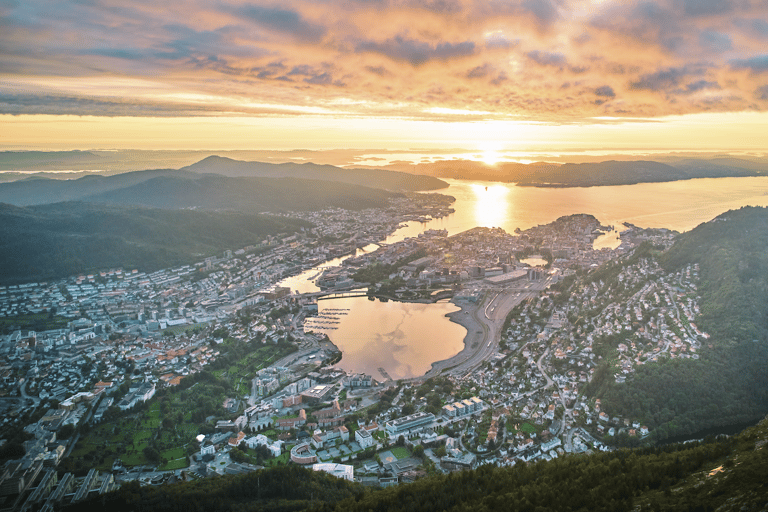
[316,291,370,301]
[299,287,455,303]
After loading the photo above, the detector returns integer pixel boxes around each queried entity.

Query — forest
[68,415,768,512]
[0,202,310,284]
[591,207,768,441]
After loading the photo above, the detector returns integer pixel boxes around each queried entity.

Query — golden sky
[1,0,767,155]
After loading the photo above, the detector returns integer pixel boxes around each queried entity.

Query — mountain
[0,168,399,212]
[68,416,768,512]
[0,168,185,206]
[83,174,398,212]
[381,158,767,187]
[0,202,310,284]
[589,207,768,441]
[183,155,448,191]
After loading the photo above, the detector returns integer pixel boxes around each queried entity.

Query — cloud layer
[2,0,768,121]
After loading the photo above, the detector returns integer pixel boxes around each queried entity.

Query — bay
[288,176,768,379]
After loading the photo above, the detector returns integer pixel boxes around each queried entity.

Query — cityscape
[0,187,731,510]
[2,0,768,509]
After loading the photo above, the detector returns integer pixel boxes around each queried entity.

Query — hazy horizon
[2,1,768,156]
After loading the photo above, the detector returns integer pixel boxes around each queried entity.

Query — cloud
[685,80,720,93]
[236,4,325,42]
[681,0,731,17]
[730,55,768,73]
[526,50,566,67]
[757,85,768,100]
[356,35,475,66]
[521,0,560,30]
[699,30,732,52]
[594,86,616,98]
[365,65,391,76]
[465,63,493,79]
[630,67,690,91]
[2,0,768,121]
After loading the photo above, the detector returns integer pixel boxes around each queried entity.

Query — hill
[183,156,448,191]
[0,168,185,206]
[0,202,310,284]
[0,168,399,212]
[83,174,398,212]
[587,207,768,441]
[382,158,766,187]
[68,415,768,512]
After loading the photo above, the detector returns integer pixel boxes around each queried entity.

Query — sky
[1,0,768,157]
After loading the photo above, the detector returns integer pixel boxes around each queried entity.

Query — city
[0,189,712,510]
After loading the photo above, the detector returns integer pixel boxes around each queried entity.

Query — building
[290,443,317,465]
[312,463,354,482]
[441,453,477,471]
[300,384,336,404]
[355,428,375,449]
[385,412,435,438]
[344,373,374,388]
[244,434,283,458]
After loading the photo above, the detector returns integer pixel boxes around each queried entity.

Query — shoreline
[422,298,483,378]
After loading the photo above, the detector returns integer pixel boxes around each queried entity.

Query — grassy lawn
[520,422,537,434]
[0,312,70,334]
[390,446,410,460]
[162,322,210,336]
[64,343,295,473]
[159,457,189,471]
[262,451,289,467]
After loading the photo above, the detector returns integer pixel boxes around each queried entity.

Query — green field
[0,312,69,335]
[162,322,209,336]
[391,447,410,460]
[63,343,293,473]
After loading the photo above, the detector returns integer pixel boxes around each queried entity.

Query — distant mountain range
[0,202,310,284]
[183,155,447,191]
[0,156,446,209]
[379,158,767,187]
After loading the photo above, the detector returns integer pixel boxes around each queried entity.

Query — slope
[68,416,768,512]
[183,155,448,191]
[0,202,310,284]
[593,207,768,440]
[84,174,398,212]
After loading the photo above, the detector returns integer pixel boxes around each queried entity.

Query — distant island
[380,157,768,188]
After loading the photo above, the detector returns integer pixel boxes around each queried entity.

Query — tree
[58,423,76,440]
[143,446,160,463]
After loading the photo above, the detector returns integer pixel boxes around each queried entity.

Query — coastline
[423,298,483,377]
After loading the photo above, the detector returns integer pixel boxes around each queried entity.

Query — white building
[312,463,353,482]
[355,428,375,449]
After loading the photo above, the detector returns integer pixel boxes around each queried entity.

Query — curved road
[427,284,542,378]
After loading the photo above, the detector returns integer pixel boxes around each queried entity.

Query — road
[444,285,541,377]
[19,377,40,409]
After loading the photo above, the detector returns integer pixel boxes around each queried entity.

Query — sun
[477,142,504,166]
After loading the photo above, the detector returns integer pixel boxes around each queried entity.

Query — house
[355,428,375,449]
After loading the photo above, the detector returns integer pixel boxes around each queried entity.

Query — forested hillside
[70,416,768,512]
[0,202,310,284]
[595,207,768,440]
[85,175,397,212]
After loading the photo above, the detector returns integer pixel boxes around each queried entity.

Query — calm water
[425,177,768,236]
[287,176,768,379]
[313,297,465,381]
